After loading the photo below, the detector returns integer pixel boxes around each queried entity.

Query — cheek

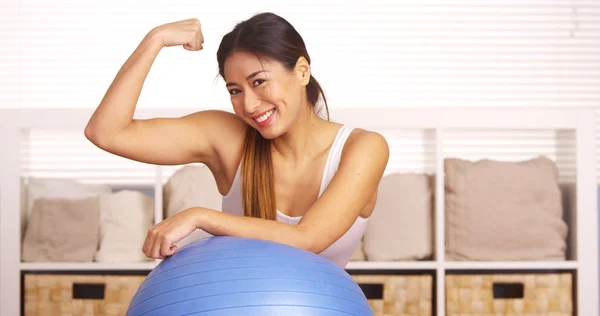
[265,83,298,108]
[230,98,244,115]
[260,84,281,103]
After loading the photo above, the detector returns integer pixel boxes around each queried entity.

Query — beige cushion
[22,177,111,242]
[25,177,111,218]
[363,173,434,261]
[163,164,223,247]
[94,190,154,263]
[445,156,568,261]
[22,197,99,262]
[164,165,222,216]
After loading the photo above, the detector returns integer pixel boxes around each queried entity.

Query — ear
[294,56,311,86]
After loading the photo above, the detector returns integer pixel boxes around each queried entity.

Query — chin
[255,126,285,140]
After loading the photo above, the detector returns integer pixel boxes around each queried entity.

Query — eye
[229,89,241,95]
[253,79,265,87]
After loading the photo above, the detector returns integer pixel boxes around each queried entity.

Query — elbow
[83,124,96,142]
[305,243,324,255]
[295,226,326,254]
[84,124,103,147]
[84,123,111,150]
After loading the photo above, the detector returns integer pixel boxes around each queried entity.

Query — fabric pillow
[22,197,100,262]
[94,190,155,263]
[164,164,223,216]
[163,164,223,247]
[25,177,111,218]
[444,156,568,261]
[350,239,366,261]
[362,172,434,261]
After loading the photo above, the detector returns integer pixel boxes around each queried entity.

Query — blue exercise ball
[126,236,373,316]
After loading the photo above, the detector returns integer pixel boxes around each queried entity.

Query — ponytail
[241,126,276,220]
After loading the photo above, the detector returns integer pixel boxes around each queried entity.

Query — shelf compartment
[346,261,438,270]
[444,260,578,270]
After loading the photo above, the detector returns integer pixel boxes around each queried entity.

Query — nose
[243,89,260,115]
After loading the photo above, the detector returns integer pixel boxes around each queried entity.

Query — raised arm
[84,18,246,167]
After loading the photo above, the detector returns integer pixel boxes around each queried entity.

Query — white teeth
[255,109,274,123]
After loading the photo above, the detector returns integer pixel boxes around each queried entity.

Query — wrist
[145,28,165,49]
[193,207,211,231]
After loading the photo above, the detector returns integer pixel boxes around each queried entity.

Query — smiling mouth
[253,109,275,123]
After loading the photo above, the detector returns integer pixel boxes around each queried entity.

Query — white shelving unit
[1,107,598,316]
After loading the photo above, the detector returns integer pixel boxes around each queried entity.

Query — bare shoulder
[184,109,246,132]
[342,128,390,165]
[184,109,247,153]
[340,129,388,218]
[176,109,246,161]
[182,109,248,193]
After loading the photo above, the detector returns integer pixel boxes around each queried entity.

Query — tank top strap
[318,125,355,197]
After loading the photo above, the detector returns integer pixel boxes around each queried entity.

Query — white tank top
[221,125,368,268]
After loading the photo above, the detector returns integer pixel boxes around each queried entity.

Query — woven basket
[352,274,433,316]
[445,273,573,316]
[24,273,146,316]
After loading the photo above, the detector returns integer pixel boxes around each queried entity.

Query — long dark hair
[217,12,329,220]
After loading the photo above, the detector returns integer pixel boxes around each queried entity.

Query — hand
[150,18,204,51]
[142,208,203,259]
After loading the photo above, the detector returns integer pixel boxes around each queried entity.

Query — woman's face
[223,51,310,139]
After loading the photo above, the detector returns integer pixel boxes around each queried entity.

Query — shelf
[21,261,437,272]
[19,260,579,272]
[346,261,579,271]
[20,261,159,271]
[2,107,598,316]
[444,260,578,270]
[345,261,437,270]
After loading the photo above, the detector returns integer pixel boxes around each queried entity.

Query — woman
[85,12,389,268]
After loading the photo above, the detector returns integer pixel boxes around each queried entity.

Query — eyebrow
[225,70,269,87]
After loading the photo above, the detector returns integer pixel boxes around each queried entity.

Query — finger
[151,233,163,259]
[146,227,159,259]
[198,31,204,51]
[142,227,153,256]
[165,245,178,257]
[160,234,175,257]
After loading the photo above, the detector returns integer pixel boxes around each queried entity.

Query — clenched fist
[151,18,204,51]
[142,207,204,259]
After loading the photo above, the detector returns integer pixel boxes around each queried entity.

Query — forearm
[195,208,316,252]
[85,30,164,140]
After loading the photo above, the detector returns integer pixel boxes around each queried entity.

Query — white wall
[7,1,598,180]
[2,0,598,111]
